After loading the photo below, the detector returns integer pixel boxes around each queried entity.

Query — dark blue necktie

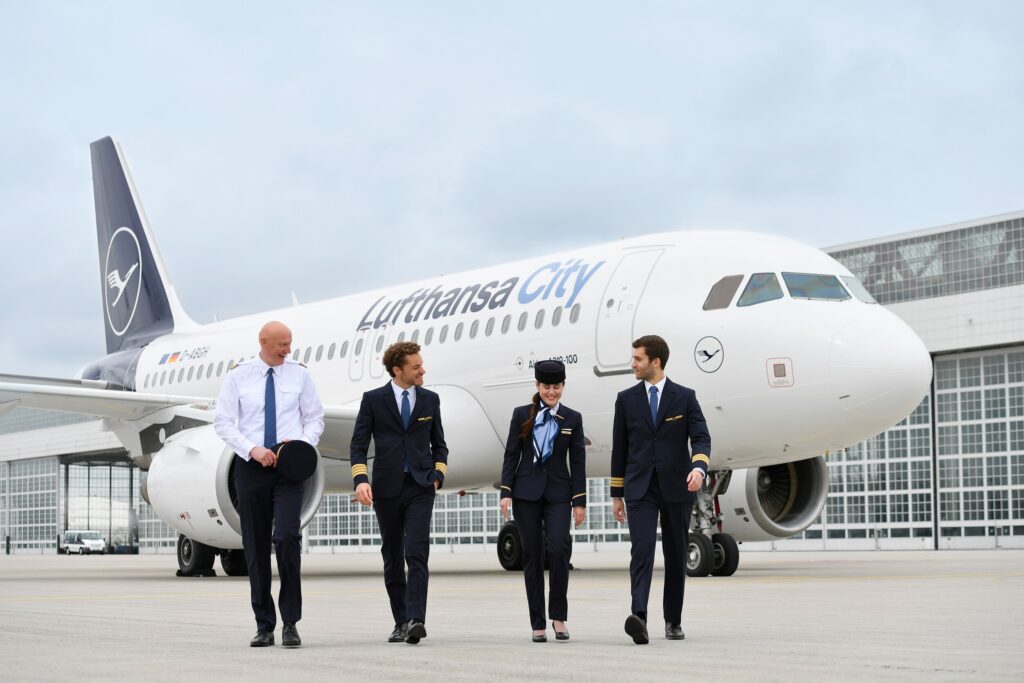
[401,390,411,430]
[264,368,277,448]
[649,385,659,426]
[401,390,411,473]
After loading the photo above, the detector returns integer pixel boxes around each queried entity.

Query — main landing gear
[688,471,740,577]
[175,534,249,577]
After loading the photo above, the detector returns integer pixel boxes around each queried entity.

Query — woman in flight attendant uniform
[499,360,587,642]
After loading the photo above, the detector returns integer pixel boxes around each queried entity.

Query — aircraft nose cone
[829,314,932,423]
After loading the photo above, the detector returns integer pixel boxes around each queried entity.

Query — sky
[2,1,1022,377]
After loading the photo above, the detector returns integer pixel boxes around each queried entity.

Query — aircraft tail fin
[91,137,194,354]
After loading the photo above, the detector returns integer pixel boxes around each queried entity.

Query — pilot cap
[534,359,566,385]
[273,440,319,482]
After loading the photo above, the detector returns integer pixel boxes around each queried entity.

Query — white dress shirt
[391,380,417,414]
[214,357,325,460]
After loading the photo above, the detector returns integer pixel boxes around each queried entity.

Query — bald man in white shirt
[214,321,324,648]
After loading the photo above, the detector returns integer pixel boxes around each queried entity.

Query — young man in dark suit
[350,341,448,644]
[610,335,711,645]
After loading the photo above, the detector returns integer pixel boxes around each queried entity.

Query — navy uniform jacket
[610,379,711,503]
[500,404,587,508]
[349,383,449,498]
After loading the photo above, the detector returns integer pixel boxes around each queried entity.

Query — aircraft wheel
[710,533,740,576]
[220,549,249,577]
[177,534,216,577]
[497,521,523,571]
[686,532,713,577]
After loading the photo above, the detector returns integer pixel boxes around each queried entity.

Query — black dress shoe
[532,633,548,643]
[282,622,301,648]
[406,620,427,645]
[388,623,409,643]
[554,629,570,641]
[624,614,649,645]
[665,623,685,640]
[250,630,274,647]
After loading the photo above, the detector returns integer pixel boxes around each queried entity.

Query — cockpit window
[840,275,877,304]
[782,273,851,301]
[703,275,744,310]
[737,273,784,307]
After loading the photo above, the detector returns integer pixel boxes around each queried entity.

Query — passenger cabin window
[316,345,324,362]
[570,303,581,323]
[469,320,479,339]
[340,341,349,358]
[485,318,495,337]
[551,307,562,327]
[517,312,528,332]
[397,331,406,343]
[782,273,851,301]
[439,325,448,344]
[454,322,464,341]
[703,275,744,310]
[737,273,784,307]
[534,309,545,329]
[841,276,877,304]
[424,328,434,346]
[187,367,195,382]
[328,343,336,360]
[292,350,300,361]
[501,315,511,334]
[303,348,312,364]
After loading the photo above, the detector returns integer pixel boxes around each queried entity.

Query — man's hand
[434,479,440,491]
[500,497,512,519]
[687,469,705,492]
[355,482,373,506]
[573,506,586,528]
[612,498,626,523]
[249,447,276,468]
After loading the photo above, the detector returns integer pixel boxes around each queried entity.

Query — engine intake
[145,425,325,549]
[716,456,829,542]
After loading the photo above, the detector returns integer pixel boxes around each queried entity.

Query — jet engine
[144,424,325,549]
[716,456,829,542]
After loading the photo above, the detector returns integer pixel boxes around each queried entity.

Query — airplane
[0,137,932,579]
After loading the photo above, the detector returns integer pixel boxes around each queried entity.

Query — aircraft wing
[0,372,360,459]
[317,404,361,460]
[0,374,213,421]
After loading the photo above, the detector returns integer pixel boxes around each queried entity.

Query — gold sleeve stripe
[435,463,447,473]
[351,465,368,475]
[500,485,511,491]
[692,454,710,465]
[609,477,625,486]
[572,493,586,500]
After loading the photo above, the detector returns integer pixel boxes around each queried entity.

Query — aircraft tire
[710,533,740,576]
[177,534,216,577]
[220,549,248,577]
[686,532,714,577]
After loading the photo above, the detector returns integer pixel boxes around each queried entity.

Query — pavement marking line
[2,570,1021,604]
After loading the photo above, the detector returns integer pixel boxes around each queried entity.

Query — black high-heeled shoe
[532,632,547,643]
[554,629,570,641]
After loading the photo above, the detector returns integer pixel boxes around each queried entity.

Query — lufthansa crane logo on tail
[694,336,724,373]
[104,227,143,336]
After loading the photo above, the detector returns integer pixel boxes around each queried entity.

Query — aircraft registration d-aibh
[0,137,932,577]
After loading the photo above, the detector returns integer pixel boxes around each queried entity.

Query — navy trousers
[373,474,436,624]
[233,455,304,633]
[626,472,691,626]
[513,497,572,630]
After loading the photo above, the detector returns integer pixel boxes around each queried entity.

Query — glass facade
[830,216,1023,305]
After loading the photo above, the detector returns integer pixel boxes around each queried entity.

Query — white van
[63,530,106,555]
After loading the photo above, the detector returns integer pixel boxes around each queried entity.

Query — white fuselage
[127,230,932,492]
